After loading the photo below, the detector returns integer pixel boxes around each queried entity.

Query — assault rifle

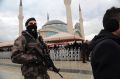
[28,43,63,78]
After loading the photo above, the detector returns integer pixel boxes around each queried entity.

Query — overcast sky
[0,0,120,42]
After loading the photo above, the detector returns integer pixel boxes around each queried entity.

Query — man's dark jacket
[90,30,120,79]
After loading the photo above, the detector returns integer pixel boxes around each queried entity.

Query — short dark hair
[103,7,120,32]
[25,17,36,26]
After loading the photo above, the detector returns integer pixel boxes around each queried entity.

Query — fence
[0,48,81,61]
[49,48,81,61]
[0,52,11,59]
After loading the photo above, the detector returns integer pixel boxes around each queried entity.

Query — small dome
[75,23,80,30]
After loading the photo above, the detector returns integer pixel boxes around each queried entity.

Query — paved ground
[0,59,93,79]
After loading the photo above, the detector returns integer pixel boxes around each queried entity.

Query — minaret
[18,0,24,36]
[64,0,73,34]
[79,4,85,39]
[47,13,49,22]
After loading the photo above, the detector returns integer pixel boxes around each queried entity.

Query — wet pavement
[0,59,93,79]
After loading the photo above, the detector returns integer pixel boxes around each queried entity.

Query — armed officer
[11,17,59,79]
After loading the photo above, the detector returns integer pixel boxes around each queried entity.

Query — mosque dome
[42,20,68,32]
[75,22,80,31]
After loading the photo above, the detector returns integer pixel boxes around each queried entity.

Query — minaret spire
[79,4,81,11]
[18,0,24,36]
[20,0,22,6]
[79,4,85,39]
[47,13,49,22]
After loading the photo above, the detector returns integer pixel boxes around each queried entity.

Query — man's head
[103,7,120,33]
[25,17,38,39]
[25,17,37,27]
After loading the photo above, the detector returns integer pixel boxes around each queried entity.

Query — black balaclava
[25,17,38,39]
[27,25,38,39]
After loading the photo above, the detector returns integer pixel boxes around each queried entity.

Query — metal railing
[50,48,81,61]
[0,48,81,61]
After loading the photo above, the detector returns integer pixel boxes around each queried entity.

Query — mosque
[0,0,85,49]
[19,0,85,40]
[0,0,85,60]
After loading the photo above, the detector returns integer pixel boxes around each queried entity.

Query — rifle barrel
[58,72,63,78]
